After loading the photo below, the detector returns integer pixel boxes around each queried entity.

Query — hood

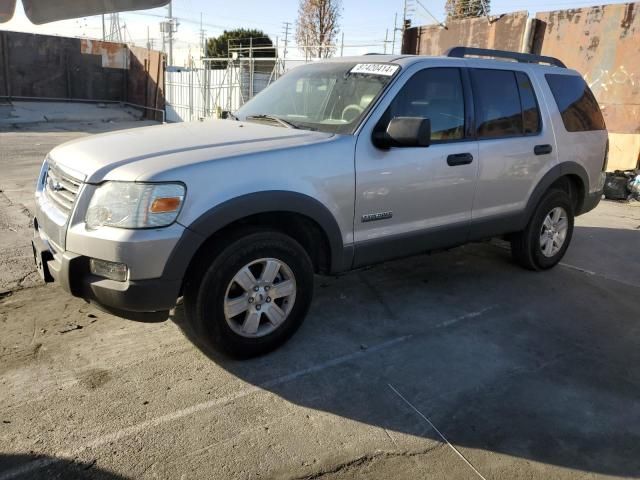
[48,120,334,183]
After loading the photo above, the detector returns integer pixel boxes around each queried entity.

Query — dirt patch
[78,368,112,390]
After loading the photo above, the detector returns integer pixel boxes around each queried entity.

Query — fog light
[90,258,128,282]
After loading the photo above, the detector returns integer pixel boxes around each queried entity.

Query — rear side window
[545,74,606,132]
[472,69,542,139]
[516,72,541,134]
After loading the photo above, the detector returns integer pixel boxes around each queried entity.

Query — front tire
[510,189,574,271]
[184,231,314,358]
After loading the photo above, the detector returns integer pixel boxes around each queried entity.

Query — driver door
[353,65,479,266]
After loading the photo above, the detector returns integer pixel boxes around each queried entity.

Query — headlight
[85,182,185,230]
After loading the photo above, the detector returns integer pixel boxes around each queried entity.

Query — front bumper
[33,219,185,322]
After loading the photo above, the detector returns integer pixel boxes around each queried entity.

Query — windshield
[235,62,400,134]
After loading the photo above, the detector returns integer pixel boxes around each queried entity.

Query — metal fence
[165,57,306,122]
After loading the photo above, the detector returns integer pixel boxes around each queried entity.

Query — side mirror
[373,117,431,149]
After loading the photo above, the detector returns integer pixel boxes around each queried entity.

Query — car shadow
[172,226,640,478]
[0,453,129,480]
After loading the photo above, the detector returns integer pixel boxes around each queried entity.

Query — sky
[0,0,633,65]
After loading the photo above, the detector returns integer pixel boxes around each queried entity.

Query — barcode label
[350,64,399,76]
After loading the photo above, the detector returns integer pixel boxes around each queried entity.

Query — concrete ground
[0,114,158,293]
[1,121,639,480]
[0,102,147,126]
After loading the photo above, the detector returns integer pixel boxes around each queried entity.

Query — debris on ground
[604,170,640,201]
[58,323,83,334]
[629,173,640,199]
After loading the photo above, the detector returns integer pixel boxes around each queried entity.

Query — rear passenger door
[470,67,558,234]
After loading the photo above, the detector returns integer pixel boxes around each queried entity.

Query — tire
[510,189,575,271]
[184,230,314,359]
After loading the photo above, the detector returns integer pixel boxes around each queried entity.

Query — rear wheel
[510,189,574,271]
[184,231,314,358]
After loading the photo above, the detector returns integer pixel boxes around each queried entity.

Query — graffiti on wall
[585,65,637,94]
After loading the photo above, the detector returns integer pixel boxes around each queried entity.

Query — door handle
[447,153,474,166]
[534,144,553,155]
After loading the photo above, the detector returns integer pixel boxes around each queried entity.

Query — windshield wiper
[245,114,299,129]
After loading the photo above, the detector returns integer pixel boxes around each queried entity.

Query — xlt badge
[361,211,393,223]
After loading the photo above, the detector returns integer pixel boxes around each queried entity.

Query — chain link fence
[165,57,307,122]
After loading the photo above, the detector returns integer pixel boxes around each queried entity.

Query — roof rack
[444,47,567,68]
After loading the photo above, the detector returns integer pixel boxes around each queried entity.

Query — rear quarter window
[545,74,606,132]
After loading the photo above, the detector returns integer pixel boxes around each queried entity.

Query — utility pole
[384,29,389,54]
[281,21,291,60]
[400,0,416,54]
[199,12,207,59]
[168,1,174,66]
[147,26,150,50]
[403,0,408,35]
[102,14,106,41]
[392,12,398,55]
[107,13,123,43]
[340,31,344,57]
[403,0,416,33]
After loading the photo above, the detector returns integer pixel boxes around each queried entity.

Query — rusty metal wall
[0,31,165,118]
[534,3,639,135]
[402,11,530,56]
[128,45,165,120]
[0,31,125,100]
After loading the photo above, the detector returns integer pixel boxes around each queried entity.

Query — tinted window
[516,72,541,134]
[384,68,465,142]
[472,69,523,138]
[546,74,606,132]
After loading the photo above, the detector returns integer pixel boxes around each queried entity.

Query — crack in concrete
[292,445,445,480]
[0,187,33,221]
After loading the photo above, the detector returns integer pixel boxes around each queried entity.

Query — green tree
[206,29,276,68]
[445,0,490,20]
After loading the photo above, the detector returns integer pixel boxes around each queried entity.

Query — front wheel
[510,189,575,271]
[184,231,314,358]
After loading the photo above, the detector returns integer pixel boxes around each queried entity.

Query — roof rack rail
[444,47,567,68]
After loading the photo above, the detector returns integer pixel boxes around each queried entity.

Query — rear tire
[510,189,574,271]
[184,230,314,359]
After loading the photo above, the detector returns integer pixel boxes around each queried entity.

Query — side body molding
[161,191,352,284]
[468,162,591,242]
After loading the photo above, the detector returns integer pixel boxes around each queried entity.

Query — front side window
[545,74,606,132]
[382,68,466,142]
[236,62,399,134]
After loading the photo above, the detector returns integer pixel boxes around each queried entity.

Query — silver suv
[33,48,608,357]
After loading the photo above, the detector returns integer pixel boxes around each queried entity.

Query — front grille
[44,164,82,217]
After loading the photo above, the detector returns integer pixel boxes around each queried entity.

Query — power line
[414,0,446,27]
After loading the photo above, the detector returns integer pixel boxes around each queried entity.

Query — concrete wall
[128,44,166,119]
[534,3,640,170]
[402,3,640,170]
[0,31,165,120]
[402,11,530,57]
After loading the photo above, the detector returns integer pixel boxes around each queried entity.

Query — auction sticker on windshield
[350,64,399,76]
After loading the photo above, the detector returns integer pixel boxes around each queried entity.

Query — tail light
[603,139,609,172]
